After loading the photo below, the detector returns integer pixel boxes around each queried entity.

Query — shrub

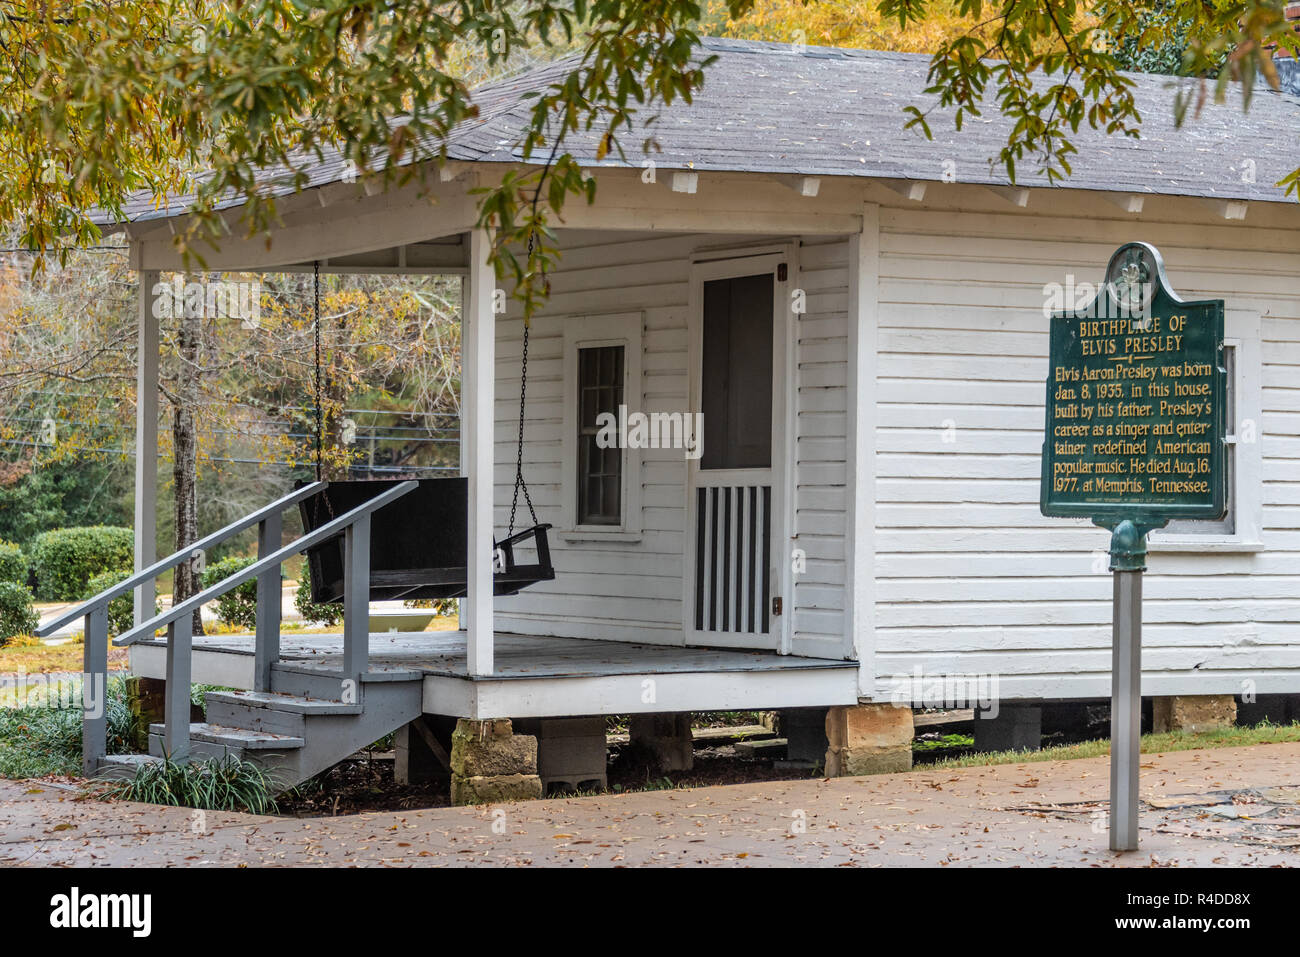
[102,754,281,812]
[294,565,344,626]
[83,569,160,639]
[0,581,39,647]
[0,676,138,778]
[0,699,80,777]
[0,540,25,585]
[201,556,258,631]
[29,526,134,601]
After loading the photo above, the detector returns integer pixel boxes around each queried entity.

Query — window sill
[1148,538,1264,554]
[559,529,643,545]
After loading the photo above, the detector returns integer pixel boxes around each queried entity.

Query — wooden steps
[132,666,424,789]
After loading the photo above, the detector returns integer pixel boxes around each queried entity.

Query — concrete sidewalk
[2,743,1298,867]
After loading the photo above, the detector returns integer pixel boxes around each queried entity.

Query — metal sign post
[1107,519,1148,851]
[1041,243,1227,853]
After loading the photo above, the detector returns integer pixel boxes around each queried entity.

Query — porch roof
[106,35,1300,230]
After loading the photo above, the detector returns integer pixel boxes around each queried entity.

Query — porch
[37,156,881,787]
[129,630,859,719]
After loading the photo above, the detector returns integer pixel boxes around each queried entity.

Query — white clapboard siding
[489,230,695,643]
[788,235,852,657]
[488,229,847,654]
[870,201,1300,701]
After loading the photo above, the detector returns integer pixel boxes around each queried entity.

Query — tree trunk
[171,308,205,636]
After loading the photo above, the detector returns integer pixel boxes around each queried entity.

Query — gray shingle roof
[112,36,1300,225]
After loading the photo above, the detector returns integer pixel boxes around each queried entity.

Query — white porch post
[134,270,160,626]
[845,204,879,697]
[463,230,495,675]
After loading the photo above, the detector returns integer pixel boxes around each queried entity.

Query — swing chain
[508,231,540,537]
[313,260,324,484]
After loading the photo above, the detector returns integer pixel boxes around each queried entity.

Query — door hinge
[777,263,788,282]
[772,596,783,617]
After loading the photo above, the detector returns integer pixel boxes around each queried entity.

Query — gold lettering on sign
[1050,314,1215,501]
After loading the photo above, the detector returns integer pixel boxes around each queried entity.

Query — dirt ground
[3,741,1299,867]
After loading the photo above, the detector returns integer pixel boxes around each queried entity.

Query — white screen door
[685,253,789,651]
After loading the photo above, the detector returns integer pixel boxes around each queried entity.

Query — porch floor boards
[134,631,855,680]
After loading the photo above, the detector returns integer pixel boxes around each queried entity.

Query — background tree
[0,250,462,619]
[4,1,1293,315]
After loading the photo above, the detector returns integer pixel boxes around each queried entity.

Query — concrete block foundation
[629,713,693,771]
[974,702,1042,753]
[780,708,829,766]
[1235,693,1300,727]
[515,716,608,794]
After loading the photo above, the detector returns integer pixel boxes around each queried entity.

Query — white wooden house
[53,38,1300,785]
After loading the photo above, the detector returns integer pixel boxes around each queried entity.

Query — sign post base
[1108,519,1148,852]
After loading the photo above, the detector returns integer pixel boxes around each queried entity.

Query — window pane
[577,344,624,525]
[700,273,773,470]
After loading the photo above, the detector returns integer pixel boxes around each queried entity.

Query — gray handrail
[36,482,326,638]
[116,480,417,646]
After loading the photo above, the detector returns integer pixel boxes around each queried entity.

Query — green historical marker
[1040,242,1227,851]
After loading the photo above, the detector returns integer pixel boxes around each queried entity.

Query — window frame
[560,312,644,540]
[1150,310,1263,552]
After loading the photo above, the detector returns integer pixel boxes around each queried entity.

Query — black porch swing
[298,261,554,605]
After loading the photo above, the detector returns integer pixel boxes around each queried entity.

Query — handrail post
[342,514,371,681]
[254,512,283,692]
[82,606,108,776]
[164,618,192,760]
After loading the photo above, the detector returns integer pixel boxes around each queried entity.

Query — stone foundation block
[450,773,545,806]
[449,719,542,806]
[629,713,693,771]
[450,719,537,777]
[824,703,913,776]
[1153,695,1237,733]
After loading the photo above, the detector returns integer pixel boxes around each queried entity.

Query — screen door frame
[683,245,796,652]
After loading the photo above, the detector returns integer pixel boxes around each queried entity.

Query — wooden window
[577,345,624,525]
[1152,311,1264,552]
[560,312,643,539]
[1165,344,1237,536]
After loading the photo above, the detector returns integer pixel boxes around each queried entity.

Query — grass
[913,732,975,753]
[919,720,1300,771]
[0,636,126,676]
[100,754,282,813]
